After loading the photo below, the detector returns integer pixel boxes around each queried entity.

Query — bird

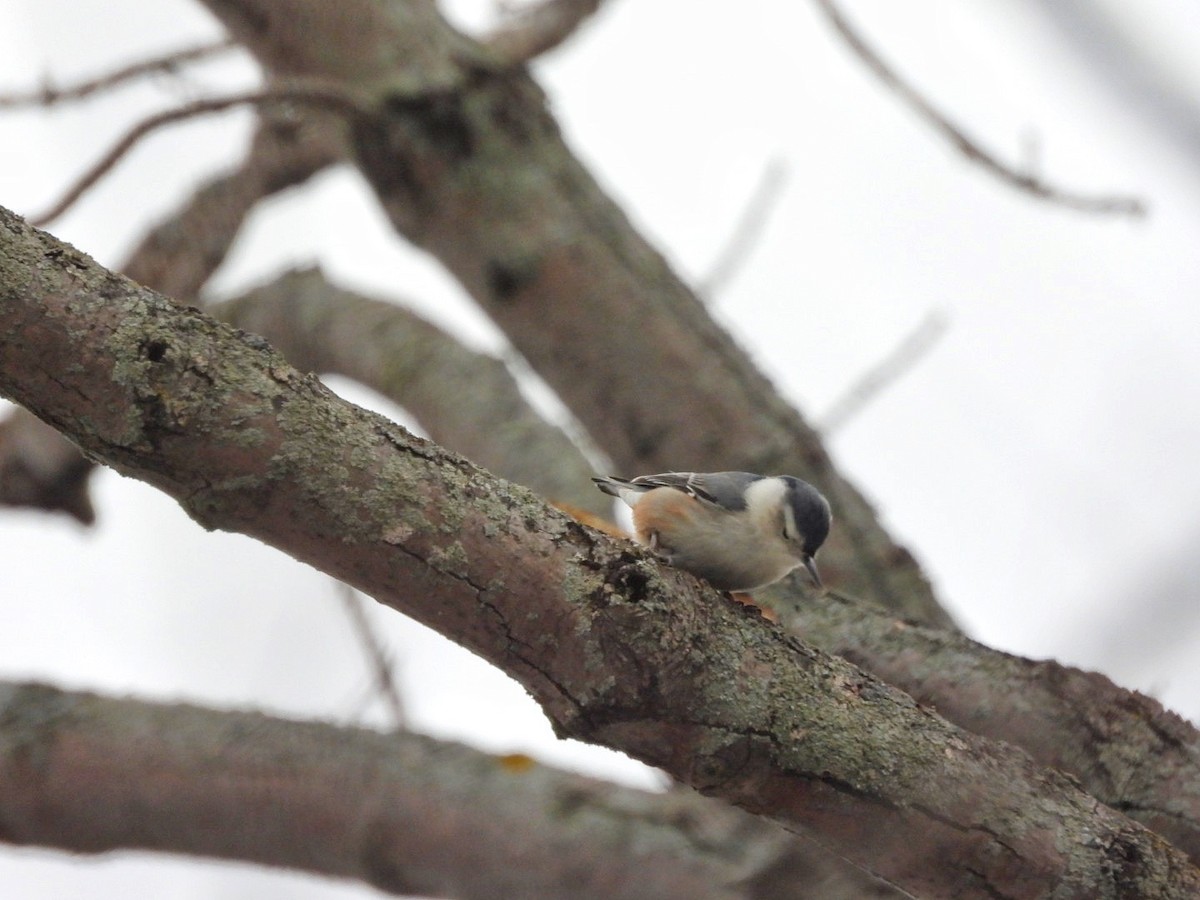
[592,471,831,592]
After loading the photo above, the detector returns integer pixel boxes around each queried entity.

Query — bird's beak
[803,554,823,589]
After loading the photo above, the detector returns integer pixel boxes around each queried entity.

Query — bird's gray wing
[632,471,763,511]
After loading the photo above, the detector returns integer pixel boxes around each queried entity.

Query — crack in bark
[809,770,900,809]
[909,805,1030,900]
[477,590,585,726]
[379,531,582,717]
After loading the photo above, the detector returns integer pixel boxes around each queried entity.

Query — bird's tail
[591,475,644,507]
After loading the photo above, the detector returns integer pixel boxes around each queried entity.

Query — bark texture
[768,585,1200,864]
[3,206,1199,898]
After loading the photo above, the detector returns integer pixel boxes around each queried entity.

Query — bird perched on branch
[592,471,831,592]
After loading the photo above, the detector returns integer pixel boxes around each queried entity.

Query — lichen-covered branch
[767,584,1200,865]
[217,265,1200,865]
[3,207,1198,898]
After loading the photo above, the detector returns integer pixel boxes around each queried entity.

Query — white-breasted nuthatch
[592,471,831,592]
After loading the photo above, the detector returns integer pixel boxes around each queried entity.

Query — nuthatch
[592,471,831,592]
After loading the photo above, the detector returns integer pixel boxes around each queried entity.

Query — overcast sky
[3,1,1200,896]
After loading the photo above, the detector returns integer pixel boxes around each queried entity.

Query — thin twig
[0,40,236,109]
[486,0,605,63]
[336,581,406,730]
[819,309,948,434]
[696,158,789,298]
[811,0,1146,217]
[29,84,370,226]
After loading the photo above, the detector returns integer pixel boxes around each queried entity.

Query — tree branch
[765,584,1200,865]
[3,205,1198,898]
[336,581,407,729]
[123,110,345,303]
[818,309,947,434]
[215,267,1200,863]
[696,158,789,299]
[0,409,95,523]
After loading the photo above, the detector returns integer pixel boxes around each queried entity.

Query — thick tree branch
[213,267,609,517]
[1,681,845,900]
[766,585,1200,864]
[3,207,1198,898]
[216,265,1200,862]
[198,0,953,630]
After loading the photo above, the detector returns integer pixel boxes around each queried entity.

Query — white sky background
[2,0,1200,896]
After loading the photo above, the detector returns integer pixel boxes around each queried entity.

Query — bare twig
[696,158,788,298]
[811,0,1146,217]
[819,309,947,434]
[0,40,236,109]
[486,0,606,63]
[30,84,369,226]
[336,581,406,730]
